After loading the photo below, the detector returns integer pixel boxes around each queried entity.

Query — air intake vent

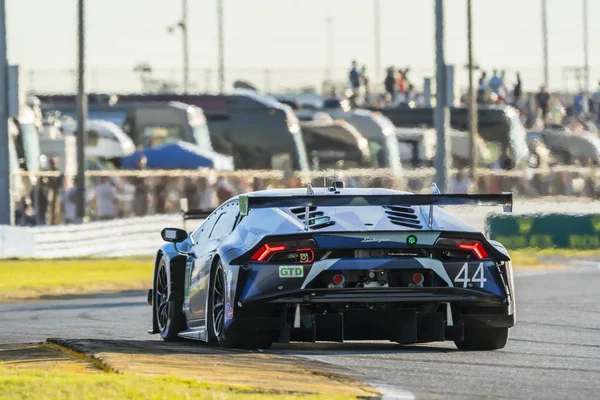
[384,206,423,229]
[290,206,335,229]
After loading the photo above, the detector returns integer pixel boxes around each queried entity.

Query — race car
[148,183,516,350]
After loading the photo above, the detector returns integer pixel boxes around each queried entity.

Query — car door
[188,202,239,323]
[185,211,218,324]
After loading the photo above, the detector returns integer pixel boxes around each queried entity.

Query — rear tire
[454,327,509,351]
[209,261,274,349]
[155,257,187,341]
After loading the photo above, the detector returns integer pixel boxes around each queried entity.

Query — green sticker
[279,266,304,278]
[407,235,417,245]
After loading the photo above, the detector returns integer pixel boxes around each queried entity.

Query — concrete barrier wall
[0,226,35,258]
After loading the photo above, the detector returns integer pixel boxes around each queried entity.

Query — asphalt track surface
[1,265,599,399]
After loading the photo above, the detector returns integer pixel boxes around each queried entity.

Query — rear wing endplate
[180,198,215,231]
[239,192,513,217]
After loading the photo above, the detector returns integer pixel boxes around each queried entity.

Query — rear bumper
[231,287,514,342]
[243,286,507,307]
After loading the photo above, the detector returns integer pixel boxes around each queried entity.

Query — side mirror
[161,228,188,243]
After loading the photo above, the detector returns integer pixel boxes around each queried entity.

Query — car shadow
[47,337,457,356]
[269,341,457,355]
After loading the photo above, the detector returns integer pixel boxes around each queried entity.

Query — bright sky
[6,0,599,92]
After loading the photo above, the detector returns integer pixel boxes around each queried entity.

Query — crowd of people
[12,64,600,226]
[14,164,599,227]
[471,69,600,132]
[345,60,416,107]
[345,60,600,133]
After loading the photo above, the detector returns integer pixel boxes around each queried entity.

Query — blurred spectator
[592,81,600,120]
[384,67,396,103]
[488,70,502,95]
[513,72,522,105]
[131,155,149,216]
[46,157,64,225]
[15,195,35,226]
[93,176,118,220]
[477,71,488,102]
[450,168,473,193]
[573,91,589,117]
[31,181,48,225]
[536,86,551,119]
[63,178,78,224]
[216,177,235,204]
[396,68,409,99]
[199,172,218,209]
[154,176,169,214]
[184,177,200,210]
[500,70,507,95]
[235,177,254,194]
[349,60,360,91]
[361,66,370,104]
[370,177,384,187]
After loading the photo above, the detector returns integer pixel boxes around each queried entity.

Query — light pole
[374,0,381,82]
[182,0,189,94]
[167,0,189,94]
[541,0,549,87]
[467,0,478,184]
[0,0,10,225]
[76,0,87,221]
[583,0,589,92]
[434,0,450,193]
[325,16,334,83]
[217,0,225,93]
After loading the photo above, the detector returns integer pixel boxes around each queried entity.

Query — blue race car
[148,183,516,350]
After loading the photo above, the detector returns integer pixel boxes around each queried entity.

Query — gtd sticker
[279,266,304,278]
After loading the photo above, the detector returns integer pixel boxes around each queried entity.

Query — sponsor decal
[279,266,304,278]
[225,303,233,319]
[361,237,391,243]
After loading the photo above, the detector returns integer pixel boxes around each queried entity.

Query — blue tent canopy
[121,141,215,170]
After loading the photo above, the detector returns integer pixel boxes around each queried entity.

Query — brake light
[435,238,490,260]
[250,243,315,263]
[250,243,287,261]
[457,242,489,259]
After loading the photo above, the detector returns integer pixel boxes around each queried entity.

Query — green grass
[510,248,600,266]
[0,368,338,400]
[0,257,154,301]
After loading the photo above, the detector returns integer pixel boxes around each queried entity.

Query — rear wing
[239,190,512,230]
[240,193,512,214]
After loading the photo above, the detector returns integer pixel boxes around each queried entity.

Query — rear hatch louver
[290,206,335,230]
[384,206,423,229]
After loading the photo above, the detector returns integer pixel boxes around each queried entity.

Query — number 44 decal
[454,262,487,288]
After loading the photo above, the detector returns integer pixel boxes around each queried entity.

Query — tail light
[435,238,490,260]
[250,243,287,261]
[250,240,315,263]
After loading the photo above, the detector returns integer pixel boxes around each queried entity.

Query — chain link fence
[10,166,600,226]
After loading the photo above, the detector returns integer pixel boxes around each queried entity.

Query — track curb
[44,338,383,398]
